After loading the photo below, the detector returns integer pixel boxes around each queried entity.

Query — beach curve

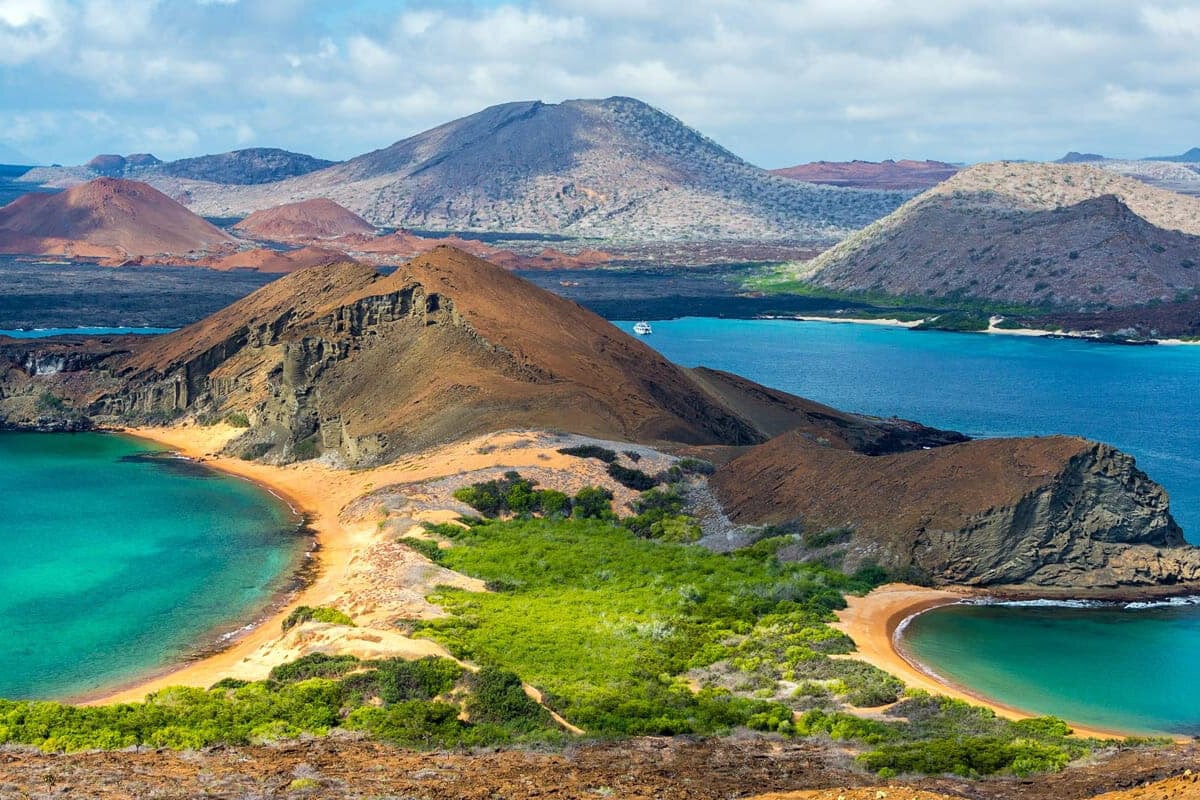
[831,583,1176,742]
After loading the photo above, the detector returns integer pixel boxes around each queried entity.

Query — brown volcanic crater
[232,198,376,241]
[0,178,234,257]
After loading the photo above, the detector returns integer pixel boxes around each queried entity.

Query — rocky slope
[0,247,959,464]
[771,159,959,190]
[800,162,1200,308]
[32,98,907,242]
[233,198,376,241]
[0,177,235,259]
[712,431,1199,594]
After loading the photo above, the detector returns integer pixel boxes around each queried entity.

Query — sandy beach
[833,583,1178,741]
[87,424,618,704]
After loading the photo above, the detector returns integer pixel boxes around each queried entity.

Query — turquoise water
[901,602,1200,735]
[0,327,175,338]
[0,432,305,700]
[616,318,1200,734]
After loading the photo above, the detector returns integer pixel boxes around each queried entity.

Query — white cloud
[3,1,1200,164]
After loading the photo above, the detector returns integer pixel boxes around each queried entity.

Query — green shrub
[572,486,615,520]
[269,653,361,683]
[224,411,251,428]
[675,457,715,475]
[453,472,570,519]
[292,435,320,461]
[375,657,463,703]
[803,527,852,549]
[281,606,355,632]
[606,463,659,490]
[401,537,445,563]
[467,667,550,731]
[557,445,618,463]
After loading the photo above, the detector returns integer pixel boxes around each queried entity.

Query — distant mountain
[800,162,1200,308]
[1056,151,1107,164]
[233,199,376,241]
[86,153,163,176]
[22,148,336,188]
[97,97,908,242]
[771,159,959,190]
[0,177,234,259]
[1145,147,1200,163]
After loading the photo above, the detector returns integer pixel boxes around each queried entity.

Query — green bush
[452,472,572,519]
[572,486,615,520]
[401,537,445,563]
[803,527,852,549]
[269,653,361,684]
[280,606,355,632]
[675,457,715,475]
[224,411,251,428]
[375,657,463,703]
[557,445,618,463]
[606,462,659,490]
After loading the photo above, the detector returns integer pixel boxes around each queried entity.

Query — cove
[618,317,1200,734]
[0,432,305,700]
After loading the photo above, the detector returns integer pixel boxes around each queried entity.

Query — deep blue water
[615,317,1200,734]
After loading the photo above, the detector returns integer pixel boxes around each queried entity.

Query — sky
[1,0,1198,167]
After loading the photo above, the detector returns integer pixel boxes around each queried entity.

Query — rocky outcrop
[712,432,1200,595]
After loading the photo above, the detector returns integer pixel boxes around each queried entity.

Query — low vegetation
[281,606,355,632]
[0,656,560,752]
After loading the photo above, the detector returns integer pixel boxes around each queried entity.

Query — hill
[711,430,1198,593]
[1146,147,1200,163]
[800,162,1200,308]
[1056,151,1107,163]
[233,198,376,241]
[771,159,958,190]
[21,147,336,188]
[106,246,962,463]
[0,177,235,258]
[74,97,907,242]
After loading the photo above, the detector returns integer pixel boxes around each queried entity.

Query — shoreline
[779,312,1200,345]
[79,425,362,704]
[833,583,1187,742]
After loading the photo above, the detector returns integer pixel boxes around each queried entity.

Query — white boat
[633,321,652,335]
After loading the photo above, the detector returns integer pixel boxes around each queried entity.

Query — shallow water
[617,317,1200,733]
[0,432,304,699]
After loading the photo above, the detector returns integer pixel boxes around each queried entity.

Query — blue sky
[1,0,1198,166]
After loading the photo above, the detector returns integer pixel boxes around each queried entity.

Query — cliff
[711,431,1199,594]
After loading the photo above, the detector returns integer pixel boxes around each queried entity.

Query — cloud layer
[2,0,1197,166]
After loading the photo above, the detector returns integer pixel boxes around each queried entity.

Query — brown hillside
[802,162,1200,308]
[108,246,957,465]
[712,431,1194,591]
[0,178,234,257]
[233,198,376,241]
[772,159,959,190]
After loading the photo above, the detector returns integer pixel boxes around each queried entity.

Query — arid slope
[0,178,234,258]
[802,162,1200,307]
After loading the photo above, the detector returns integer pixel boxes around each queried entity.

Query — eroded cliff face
[713,433,1200,595]
[910,443,1197,590]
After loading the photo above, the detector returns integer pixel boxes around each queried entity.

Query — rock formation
[0,247,960,464]
[711,431,1200,594]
